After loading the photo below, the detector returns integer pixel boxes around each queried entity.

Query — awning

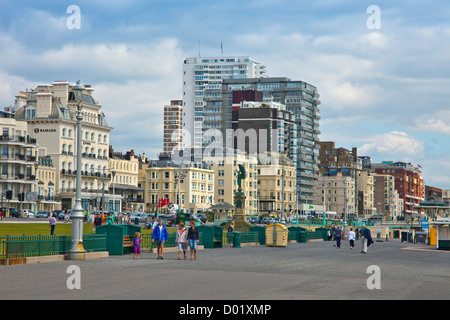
[209,201,235,211]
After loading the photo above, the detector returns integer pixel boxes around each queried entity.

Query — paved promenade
[1,239,449,301]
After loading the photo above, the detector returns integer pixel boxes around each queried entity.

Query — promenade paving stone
[0,239,449,300]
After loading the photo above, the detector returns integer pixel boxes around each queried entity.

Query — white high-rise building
[182,56,266,148]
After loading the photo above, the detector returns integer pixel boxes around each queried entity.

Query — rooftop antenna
[198,40,201,57]
[221,42,223,56]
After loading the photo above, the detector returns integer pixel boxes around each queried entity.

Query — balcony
[124,197,144,203]
[0,135,37,146]
[61,169,76,176]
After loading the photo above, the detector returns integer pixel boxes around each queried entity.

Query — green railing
[0,234,107,258]
[226,231,259,245]
[306,230,324,240]
[293,219,374,227]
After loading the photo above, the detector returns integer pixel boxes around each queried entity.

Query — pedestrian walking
[348,228,355,250]
[334,225,342,248]
[360,225,374,254]
[49,214,56,235]
[152,218,168,259]
[187,219,199,260]
[176,222,188,260]
[133,232,141,259]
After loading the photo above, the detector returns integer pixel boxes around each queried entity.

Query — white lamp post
[67,79,86,260]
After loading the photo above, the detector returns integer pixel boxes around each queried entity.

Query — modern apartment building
[163,100,182,155]
[0,109,38,214]
[182,56,266,148]
[203,77,321,205]
[14,80,113,211]
[230,96,297,168]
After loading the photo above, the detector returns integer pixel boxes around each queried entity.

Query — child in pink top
[133,232,141,259]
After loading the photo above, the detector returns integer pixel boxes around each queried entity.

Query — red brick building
[371,161,424,217]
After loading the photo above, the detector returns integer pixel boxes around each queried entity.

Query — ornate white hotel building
[14,80,113,211]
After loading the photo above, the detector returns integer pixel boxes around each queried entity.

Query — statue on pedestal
[233,164,250,230]
[236,164,246,194]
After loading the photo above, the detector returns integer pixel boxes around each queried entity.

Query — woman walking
[187,220,199,260]
[176,222,188,260]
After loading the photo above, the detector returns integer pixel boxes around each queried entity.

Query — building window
[25,107,36,119]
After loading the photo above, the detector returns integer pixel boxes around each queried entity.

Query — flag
[158,198,170,208]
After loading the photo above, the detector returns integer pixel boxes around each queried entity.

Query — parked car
[261,217,270,224]
[23,209,35,218]
[37,211,49,218]
[130,212,146,223]
[9,208,20,218]
[247,216,258,224]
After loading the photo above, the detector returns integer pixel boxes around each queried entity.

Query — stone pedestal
[233,192,251,231]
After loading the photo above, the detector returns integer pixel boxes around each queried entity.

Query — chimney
[52,81,70,106]
[14,91,28,111]
[36,90,53,118]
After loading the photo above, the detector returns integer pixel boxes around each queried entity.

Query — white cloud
[412,110,450,135]
[0,72,36,107]
[359,131,425,157]
[0,33,185,156]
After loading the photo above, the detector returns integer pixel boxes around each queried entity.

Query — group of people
[330,224,374,253]
[131,218,200,260]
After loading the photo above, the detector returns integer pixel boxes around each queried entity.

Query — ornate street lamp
[67,79,86,260]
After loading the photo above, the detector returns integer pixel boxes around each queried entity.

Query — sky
[0,0,449,189]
